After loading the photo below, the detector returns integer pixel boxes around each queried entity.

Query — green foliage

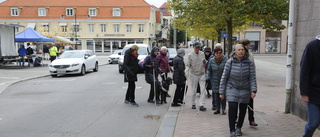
[168,24,188,45]
[168,0,289,55]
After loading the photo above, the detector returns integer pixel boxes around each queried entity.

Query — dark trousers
[215,93,226,111]
[248,98,255,122]
[228,102,248,132]
[125,81,136,102]
[148,82,160,101]
[50,56,56,62]
[173,84,185,104]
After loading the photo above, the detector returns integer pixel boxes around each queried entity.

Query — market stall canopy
[45,35,76,44]
[15,27,55,42]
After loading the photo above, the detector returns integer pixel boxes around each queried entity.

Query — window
[41,23,49,32]
[11,8,19,16]
[88,24,94,33]
[72,24,79,32]
[66,8,74,16]
[38,8,46,16]
[126,24,132,33]
[61,26,67,32]
[113,23,120,33]
[100,24,106,33]
[89,8,96,16]
[113,8,121,16]
[138,24,144,32]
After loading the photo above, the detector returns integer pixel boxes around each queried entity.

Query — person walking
[43,45,50,60]
[172,48,186,107]
[186,42,207,111]
[239,39,258,126]
[123,45,140,107]
[49,44,58,62]
[158,46,172,97]
[206,47,228,115]
[219,44,257,137]
[300,38,320,137]
[17,45,27,67]
[144,47,161,105]
[204,47,212,99]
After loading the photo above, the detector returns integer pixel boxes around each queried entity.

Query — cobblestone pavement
[173,55,320,137]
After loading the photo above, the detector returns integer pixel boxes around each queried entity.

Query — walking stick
[247,105,269,125]
[152,62,157,106]
[181,80,187,111]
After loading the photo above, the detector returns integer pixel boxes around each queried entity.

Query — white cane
[181,80,187,111]
[247,105,269,125]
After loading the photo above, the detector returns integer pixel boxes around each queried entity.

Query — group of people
[17,43,34,67]
[122,40,258,137]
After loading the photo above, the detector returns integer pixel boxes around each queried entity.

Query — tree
[169,0,289,56]
[168,24,189,47]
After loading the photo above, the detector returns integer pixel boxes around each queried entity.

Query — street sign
[221,32,228,38]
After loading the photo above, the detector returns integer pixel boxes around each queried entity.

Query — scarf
[132,51,138,58]
[215,56,223,64]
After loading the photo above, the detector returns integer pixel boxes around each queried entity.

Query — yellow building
[0,0,162,54]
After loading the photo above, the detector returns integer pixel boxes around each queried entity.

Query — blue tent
[15,27,55,42]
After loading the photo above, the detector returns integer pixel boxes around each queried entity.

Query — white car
[108,49,122,64]
[118,44,150,73]
[49,50,98,77]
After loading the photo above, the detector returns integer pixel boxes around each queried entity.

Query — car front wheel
[93,62,98,72]
[80,65,86,76]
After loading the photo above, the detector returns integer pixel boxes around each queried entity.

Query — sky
[145,0,167,8]
[0,0,167,8]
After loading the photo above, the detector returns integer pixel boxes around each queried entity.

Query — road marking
[122,86,143,89]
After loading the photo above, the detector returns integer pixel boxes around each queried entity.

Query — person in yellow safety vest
[49,44,58,62]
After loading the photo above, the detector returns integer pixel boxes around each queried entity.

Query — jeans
[19,56,25,66]
[303,103,320,137]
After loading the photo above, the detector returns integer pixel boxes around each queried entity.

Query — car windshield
[59,52,84,59]
[121,46,148,55]
[168,48,177,54]
[112,50,122,54]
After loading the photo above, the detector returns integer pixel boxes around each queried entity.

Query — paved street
[0,52,319,137]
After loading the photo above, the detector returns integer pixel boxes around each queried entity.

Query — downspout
[285,0,295,113]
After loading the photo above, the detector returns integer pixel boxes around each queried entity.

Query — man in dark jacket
[144,47,161,104]
[123,45,140,107]
[172,48,186,107]
[300,38,320,137]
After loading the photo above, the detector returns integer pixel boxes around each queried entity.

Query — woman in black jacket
[144,47,161,104]
[172,48,187,106]
[123,45,140,107]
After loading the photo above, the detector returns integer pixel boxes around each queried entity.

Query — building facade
[290,0,320,120]
[159,2,172,47]
[0,0,162,54]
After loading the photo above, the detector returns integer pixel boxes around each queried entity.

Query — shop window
[245,32,260,53]
[104,40,111,52]
[265,32,281,53]
[95,40,102,53]
[86,40,94,50]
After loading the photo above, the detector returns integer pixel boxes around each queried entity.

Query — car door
[85,50,95,70]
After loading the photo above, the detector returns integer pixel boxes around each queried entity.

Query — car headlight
[71,63,80,67]
[119,59,124,63]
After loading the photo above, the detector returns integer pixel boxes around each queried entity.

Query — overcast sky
[0,0,167,8]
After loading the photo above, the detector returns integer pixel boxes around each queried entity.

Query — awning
[59,23,67,26]
[27,23,36,29]
[41,23,49,25]
[44,35,75,44]
[71,23,79,25]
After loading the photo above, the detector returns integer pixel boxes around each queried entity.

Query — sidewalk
[168,55,320,137]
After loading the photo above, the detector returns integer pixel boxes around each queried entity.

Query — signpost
[221,32,228,55]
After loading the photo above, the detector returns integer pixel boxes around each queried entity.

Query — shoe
[230,131,236,137]
[212,107,216,110]
[236,128,242,136]
[177,100,185,104]
[124,100,130,104]
[171,103,181,107]
[222,110,226,115]
[250,121,258,126]
[192,105,196,109]
[147,99,155,103]
[166,94,171,98]
[130,102,139,107]
[200,106,207,111]
[214,111,220,114]
[207,94,211,98]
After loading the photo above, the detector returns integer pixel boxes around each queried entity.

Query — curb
[156,105,180,137]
